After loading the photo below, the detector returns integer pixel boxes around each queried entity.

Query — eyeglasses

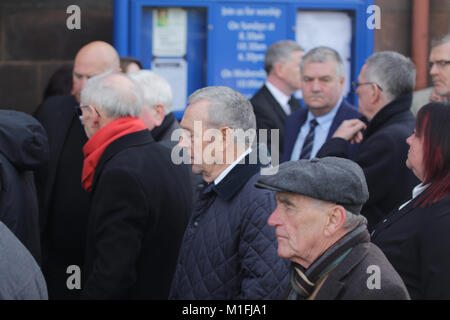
[75,105,101,118]
[75,105,101,125]
[351,81,383,92]
[428,60,450,70]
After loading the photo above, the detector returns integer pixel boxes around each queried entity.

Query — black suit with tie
[250,84,301,155]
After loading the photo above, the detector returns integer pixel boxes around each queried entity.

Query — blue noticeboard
[114,0,374,118]
[211,4,288,99]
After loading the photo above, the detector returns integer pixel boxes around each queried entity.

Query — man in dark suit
[79,72,192,299]
[282,46,361,163]
[317,51,419,230]
[251,40,304,156]
[256,157,410,300]
[34,41,121,299]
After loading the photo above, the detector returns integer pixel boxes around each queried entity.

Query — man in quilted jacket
[169,86,289,299]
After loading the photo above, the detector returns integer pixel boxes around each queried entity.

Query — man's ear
[273,61,285,78]
[324,205,346,237]
[152,104,165,127]
[88,105,101,128]
[369,83,382,105]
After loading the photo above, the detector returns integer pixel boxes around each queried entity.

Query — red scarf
[82,117,147,191]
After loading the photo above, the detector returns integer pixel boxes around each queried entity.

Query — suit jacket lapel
[284,109,307,160]
[261,85,288,124]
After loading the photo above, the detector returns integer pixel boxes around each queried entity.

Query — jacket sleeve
[420,210,450,299]
[316,137,351,159]
[237,192,290,300]
[81,168,149,299]
[352,132,398,209]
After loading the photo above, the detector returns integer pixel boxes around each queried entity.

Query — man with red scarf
[78,72,192,299]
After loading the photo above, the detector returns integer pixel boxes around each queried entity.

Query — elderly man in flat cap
[256,157,410,300]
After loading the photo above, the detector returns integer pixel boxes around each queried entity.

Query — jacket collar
[314,242,370,300]
[151,112,176,141]
[91,130,153,190]
[203,149,263,201]
[364,94,413,138]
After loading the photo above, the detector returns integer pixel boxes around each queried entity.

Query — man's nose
[429,63,439,76]
[311,79,321,91]
[267,207,281,227]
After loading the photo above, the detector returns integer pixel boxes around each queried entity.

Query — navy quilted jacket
[169,157,290,299]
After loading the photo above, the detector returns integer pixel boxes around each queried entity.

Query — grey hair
[431,33,450,49]
[301,46,344,79]
[310,197,367,231]
[364,51,416,102]
[265,40,304,74]
[81,71,143,118]
[188,86,256,145]
[343,210,367,231]
[129,70,173,114]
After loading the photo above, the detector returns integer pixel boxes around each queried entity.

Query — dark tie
[288,96,301,113]
[299,119,319,159]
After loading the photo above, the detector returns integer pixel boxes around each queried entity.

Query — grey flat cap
[255,157,369,214]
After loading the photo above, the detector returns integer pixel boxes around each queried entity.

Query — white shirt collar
[214,147,253,185]
[265,81,291,115]
[398,183,431,210]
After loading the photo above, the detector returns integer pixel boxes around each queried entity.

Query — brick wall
[0,0,113,114]
[0,0,449,114]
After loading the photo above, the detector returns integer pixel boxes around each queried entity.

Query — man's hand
[332,119,367,144]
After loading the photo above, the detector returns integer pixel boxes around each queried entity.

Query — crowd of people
[0,32,449,300]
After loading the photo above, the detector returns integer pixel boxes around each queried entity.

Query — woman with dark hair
[372,102,450,299]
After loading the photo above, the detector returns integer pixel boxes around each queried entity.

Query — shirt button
[383,219,388,223]
[193,221,199,227]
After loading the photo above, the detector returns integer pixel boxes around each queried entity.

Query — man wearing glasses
[429,33,450,101]
[317,51,419,231]
[34,41,121,300]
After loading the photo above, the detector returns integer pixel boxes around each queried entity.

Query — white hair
[81,71,143,118]
[129,70,173,114]
[188,86,256,147]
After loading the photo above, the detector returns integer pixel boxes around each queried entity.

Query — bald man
[34,41,120,300]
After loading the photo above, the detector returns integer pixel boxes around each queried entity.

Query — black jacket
[250,85,301,154]
[82,130,192,299]
[372,192,450,299]
[34,94,90,299]
[150,112,180,142]
[318,95,419,230]
[0,110,49,265]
